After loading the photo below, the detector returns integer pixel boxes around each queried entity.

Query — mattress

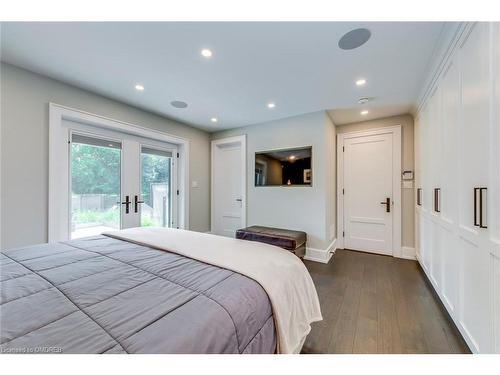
[0,235,276,354]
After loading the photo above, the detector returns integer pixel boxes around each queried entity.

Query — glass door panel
[70,133,121,239]
[140,146,173,227]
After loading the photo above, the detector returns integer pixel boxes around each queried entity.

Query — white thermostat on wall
[402,170,413,180]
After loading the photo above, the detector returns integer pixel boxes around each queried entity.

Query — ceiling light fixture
[211,117,218,123]
[356,79,366,86]
[361,110,369,115]
[135,84,145,91]
[267,102,276,109]
[358,97,370,104]
[289,155,296,160]
[201,49,213,58]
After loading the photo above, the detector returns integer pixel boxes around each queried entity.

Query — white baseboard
[400,246,416,260]
[304,239,337,264]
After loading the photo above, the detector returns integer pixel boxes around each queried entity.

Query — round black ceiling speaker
[338,28,371,50]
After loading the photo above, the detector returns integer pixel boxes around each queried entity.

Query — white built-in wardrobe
[415,22,500,354]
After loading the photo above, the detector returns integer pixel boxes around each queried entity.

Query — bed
[0,228,321,354]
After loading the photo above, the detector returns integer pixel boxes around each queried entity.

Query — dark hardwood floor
[302,249,470,354]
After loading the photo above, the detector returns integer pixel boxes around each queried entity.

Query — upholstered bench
[235,225,307,258]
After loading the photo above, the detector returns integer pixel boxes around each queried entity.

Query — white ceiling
[0,22,446,131]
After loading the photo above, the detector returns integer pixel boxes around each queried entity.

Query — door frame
[337,125,402,257]
[48,103,190,242]
[210,135,247,234]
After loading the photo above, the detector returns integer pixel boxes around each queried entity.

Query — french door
[69,124,177,239]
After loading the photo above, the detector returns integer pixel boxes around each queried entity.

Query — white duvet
[103,227,322,354]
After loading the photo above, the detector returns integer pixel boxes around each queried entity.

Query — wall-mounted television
[255,146,312,186]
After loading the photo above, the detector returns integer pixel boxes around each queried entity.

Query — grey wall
[0,61,415,252]
[325,114,337,241]
[212,111,336,250]
[336,114,415,248]
[0,63,211,250]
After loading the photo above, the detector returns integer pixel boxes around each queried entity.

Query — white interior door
[343,132,394,255]
[69,123,177,239]
[211,136,246,237]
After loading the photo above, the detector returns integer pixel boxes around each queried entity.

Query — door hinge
[176,190,179,195]
[343,231,345,237]
[342,188,345,195]
[176,153,179,158]
[342,146,345,152]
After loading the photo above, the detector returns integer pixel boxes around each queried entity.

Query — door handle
[119,195,131,214]
[380,197,390,213]
[235,198,242,202]
[134,195,144,213]
[417,188,422,206]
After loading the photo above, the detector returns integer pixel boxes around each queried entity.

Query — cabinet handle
[473,188,479,227]
[479,187,487,229]
[434,188,441,213]
[417,188,422,206]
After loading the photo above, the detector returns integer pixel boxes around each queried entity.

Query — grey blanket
[0,235,276,354]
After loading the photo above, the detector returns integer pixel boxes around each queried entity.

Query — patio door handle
[134,195,144,213]
[120,195,131,214]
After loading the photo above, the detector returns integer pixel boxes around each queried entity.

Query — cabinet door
[421,105,432,212]
[440,57,460,312]
[457,22,492,353]
[491,19,500,245]
[458,22,490,233]
[491,20,500,355]
[428,87,443,287]
[441,59,460,225]
[419,105,431,270]
[495,255,500,353]
[414,115,421,259]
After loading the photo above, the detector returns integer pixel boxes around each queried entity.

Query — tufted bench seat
[235,225,307,259]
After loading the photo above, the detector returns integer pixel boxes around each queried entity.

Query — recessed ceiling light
[267,102,276,109]
[361,110,369,115]
[135,84,145,91]
[211,117,218,123]
[338,28,371,50]
[171,101,188,109]
[201,49,213,58]
[289,155,296,160]
[356,79,366,86]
